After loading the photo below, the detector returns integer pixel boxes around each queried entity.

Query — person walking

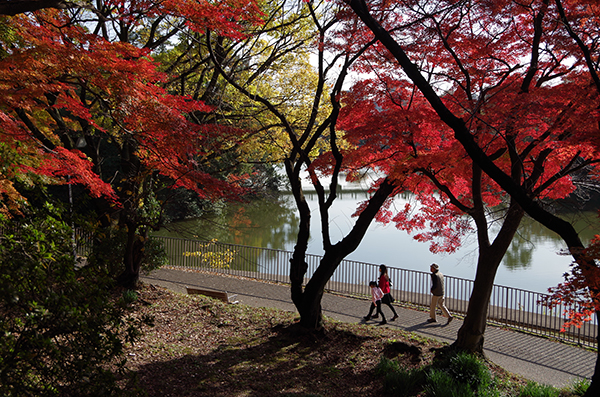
[378,264,398,321]
[364,281,387,325]
[428,263,453,325]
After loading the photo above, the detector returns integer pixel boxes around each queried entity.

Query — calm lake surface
[159,179,599,294]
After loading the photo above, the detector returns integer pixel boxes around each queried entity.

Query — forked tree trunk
[289,177,395,331]
[296,249,346,329]
[297,294,325,330]
[287,162,315,326]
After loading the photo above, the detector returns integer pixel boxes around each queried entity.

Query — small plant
[425,367,475,397]
[375,357,400,376]
[376,357,424,396]
[569,378,590,396]
[447,351,492,390]
[518,381,559,397]
[122,289,139,305]
[423,351,500,397]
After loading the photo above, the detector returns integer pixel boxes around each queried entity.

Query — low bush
[0,205,151,396]
[378,350,505,396]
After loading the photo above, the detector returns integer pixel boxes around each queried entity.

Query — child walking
[364,281,387,325]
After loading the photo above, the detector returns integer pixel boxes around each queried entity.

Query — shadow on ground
[133,322,430,397]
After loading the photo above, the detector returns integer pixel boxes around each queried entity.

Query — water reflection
[157,189,390,250]
[156,190,598,293]
[156,196,299,250]
[502,212,597,271]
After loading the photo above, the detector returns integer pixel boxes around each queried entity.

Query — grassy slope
[122,285,571,397]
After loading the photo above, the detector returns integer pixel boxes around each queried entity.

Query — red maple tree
[0,2,263,286]
[340,0,600,393]
[332,0,600,354]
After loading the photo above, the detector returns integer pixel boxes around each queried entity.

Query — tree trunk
[289,177,395,331]
[297,278,325,330]
[117,223,146,289]
[455,248,506,352]
[455,201,524,352]
[298,248,346,329]
[116,142,146,289]
[287,159,313,320]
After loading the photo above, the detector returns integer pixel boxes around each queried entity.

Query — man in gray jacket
[428,263,454,324]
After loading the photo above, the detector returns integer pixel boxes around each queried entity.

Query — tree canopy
[0,1,270,286]
[341,0,600,394]
[0,4,263,209]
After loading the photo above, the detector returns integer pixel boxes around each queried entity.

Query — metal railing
[153,236,597,349]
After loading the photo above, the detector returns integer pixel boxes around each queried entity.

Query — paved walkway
[141,267,597,388]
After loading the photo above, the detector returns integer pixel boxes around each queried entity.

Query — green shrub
[423,351,499,397]
[0,205,150,396]
[518,381,559,397]
[569,378,590,396]
[143,235,169,273]
[384,367,425,396]
[447,351,493,390]
[376,357,424,396]
[425,367,475,397]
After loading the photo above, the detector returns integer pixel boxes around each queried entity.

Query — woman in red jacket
[378,264,398,321]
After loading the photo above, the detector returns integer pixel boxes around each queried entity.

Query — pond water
[157,180,599,294]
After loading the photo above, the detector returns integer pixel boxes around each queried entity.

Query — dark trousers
[382,294,398,316]
[367,300,386,321]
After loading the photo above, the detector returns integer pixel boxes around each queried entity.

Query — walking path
[142,267,596,388]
